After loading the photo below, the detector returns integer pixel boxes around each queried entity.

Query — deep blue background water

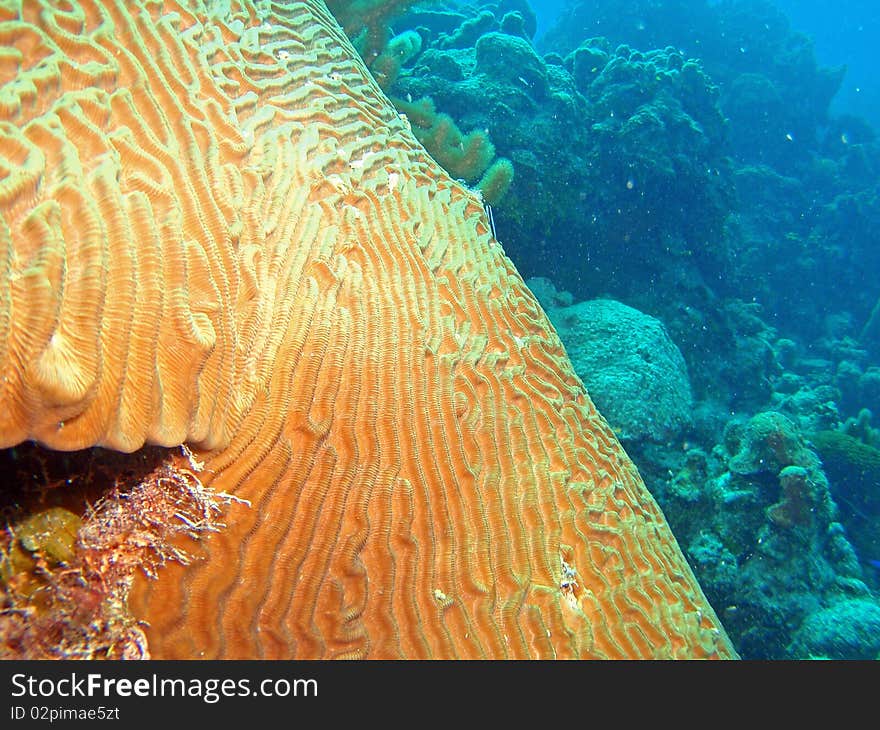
[532,0,566,41]
[773,0,879,128]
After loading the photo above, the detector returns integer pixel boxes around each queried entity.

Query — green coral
[841,408,880,448]
[813,428,880,475]
[811,429,880,495]
[811,429,880,567]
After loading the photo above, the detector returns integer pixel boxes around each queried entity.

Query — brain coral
[0,0,735,658]
[549,299,694,442]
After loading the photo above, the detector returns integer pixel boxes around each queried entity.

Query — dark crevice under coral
[0,444,241,659]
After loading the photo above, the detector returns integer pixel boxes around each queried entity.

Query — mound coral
[727,412,818,476]
[0,0,734,659]
[548,299,694,442]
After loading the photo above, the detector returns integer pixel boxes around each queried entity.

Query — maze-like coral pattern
[0,0,735,658]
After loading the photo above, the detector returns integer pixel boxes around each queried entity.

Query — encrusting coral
[0,0,735,658]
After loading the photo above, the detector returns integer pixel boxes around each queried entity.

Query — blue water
[773,0,880,128]
[533,0,567,41]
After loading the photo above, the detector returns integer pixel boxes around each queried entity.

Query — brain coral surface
[0,0,735,659]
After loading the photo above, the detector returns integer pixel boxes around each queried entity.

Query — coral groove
[0,0,734,659]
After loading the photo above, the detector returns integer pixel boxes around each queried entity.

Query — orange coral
[394,95,513,192]
[477,157,515,206]
[0,0,735,659]
[369,29,422,89]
